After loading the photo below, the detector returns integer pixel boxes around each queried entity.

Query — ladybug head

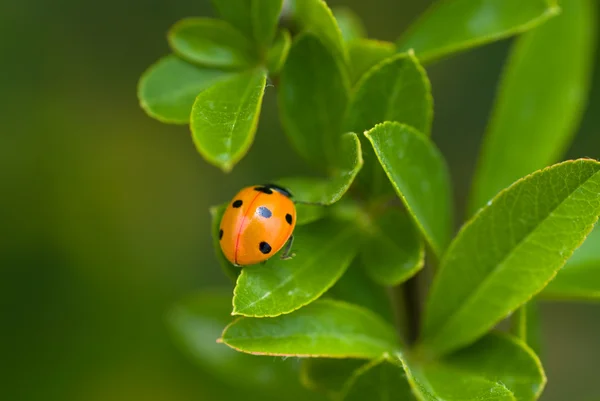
[256,183,293,198]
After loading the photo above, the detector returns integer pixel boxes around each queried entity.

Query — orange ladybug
[219,184,296,266]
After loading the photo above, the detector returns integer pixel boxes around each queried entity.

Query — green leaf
[221,299,401,358]
[345,51,433,136]
[292,0,347,62]
[137,55,234,124]
[267,29,291,74]
[167,290,303,394]
[441,333,545,401]
[543,223,600,300]
[360,209,425,286]
[347,39,396,84]
[332,6,366,42]
[421,159,600,356]
[300,358,366,399]
[365,122,453,258]
[340,358,414,401]
[210,204,239,281]
[469,0,597,214]
[252,0,284,47]
[191,68,267,172]
[398,349,517,401]
[168,18,258,69]
[211,0,253,37]
[327,260,395,324]
[397,0,560,64]
[232,218,362,317]
[278,33,349,170]
[345,52,433,196]
[276,133,363,205]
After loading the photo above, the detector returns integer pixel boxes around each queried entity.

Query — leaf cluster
[138,0,600,399]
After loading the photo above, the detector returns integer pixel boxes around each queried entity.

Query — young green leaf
[137,55,234,124]
[210,204,239,281]
[397,0,560,64]
[442,333,545,401]
[347,39,396,84]
[360,209,424,286]
[232,218,361,317]
[422,159,600,356]
[276,133,362,205]
[397,351,517,401]
[292,0,347,62]
[191,68,267,172]
[340,358,414,401]
[346,53,433,196]
[221,299,401,358]
[167,290,306,395]
[252,0,283,47]
[345,51,433,136]
[278,33,349,171]
[332,6,366,42]
[542,223,600,300]
[168,18,258,69]
[266,29,291,74]
[300,358,366,399]
[469,0,597,214]
[210,0,253,38]
[365,122,453,258]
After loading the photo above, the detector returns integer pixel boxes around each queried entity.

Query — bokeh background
[1,0,599,400]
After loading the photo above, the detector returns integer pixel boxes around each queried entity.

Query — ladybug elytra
[219,184,296,266]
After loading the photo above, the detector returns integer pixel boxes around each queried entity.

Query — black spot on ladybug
[257,206,272,218]
[259,241,272,254]
[219,229,223,240]
[285,214,293,225]
[232,200,243,208]
[254,186,273,194]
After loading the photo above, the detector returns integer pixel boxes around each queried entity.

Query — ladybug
[219,184,296,266]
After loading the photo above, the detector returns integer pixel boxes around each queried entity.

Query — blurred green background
[1,0,599,400]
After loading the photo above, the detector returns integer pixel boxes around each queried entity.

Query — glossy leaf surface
[252,0,283,46]
[232,218,361,317]
[276,133,362,205]
[345,52,433,136]
[332,6,366,42]
[365,122,453,257]
[397,0,559,63]
[347,39,396,84]
[221,299,401,358]
[469,0,597,213]
[279,33,349,170]
[191,68,267,172]
[423,160,600,356]
[346,53,433,195]
[543,223,600,300]
[168,18,257,68]
[137,55,233,124]
[293,0,347,61]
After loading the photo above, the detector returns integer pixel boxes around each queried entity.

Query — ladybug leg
[280,235,296,260]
